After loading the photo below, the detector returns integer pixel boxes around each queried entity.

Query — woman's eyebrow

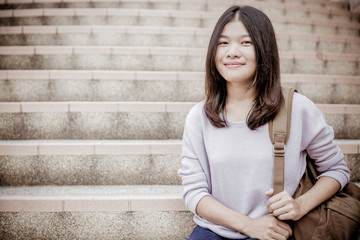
[219,34,250,38]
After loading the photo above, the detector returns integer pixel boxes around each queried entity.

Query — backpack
[269,87,360,240]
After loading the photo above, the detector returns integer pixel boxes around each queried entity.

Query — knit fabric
[178,92,350,239]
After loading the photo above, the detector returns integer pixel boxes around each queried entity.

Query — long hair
[204,5,283,130]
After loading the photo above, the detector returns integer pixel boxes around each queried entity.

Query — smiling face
[215,20,257,87]
[205,6,282,129]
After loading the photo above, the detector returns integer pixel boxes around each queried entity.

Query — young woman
[178,5,350,240]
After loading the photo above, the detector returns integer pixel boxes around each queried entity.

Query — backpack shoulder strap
[269,87,297,195]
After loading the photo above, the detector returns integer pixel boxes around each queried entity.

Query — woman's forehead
[220,21,250,38]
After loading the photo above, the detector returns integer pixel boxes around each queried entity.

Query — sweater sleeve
[178,102,211,214]
[295,93,350,190]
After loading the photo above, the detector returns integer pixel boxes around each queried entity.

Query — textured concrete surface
[4,79,360,103]
[1,1,347,10]
[286,38,360,55]
[0,112,188,140]
[276,23,358,37]
[0,55,201,71]
[326,61,358,75]
[1,2,209,11]
[0,16,204,27]
[1,111,358,140]
[288,40,317,53]
[1,54,357,74]
[286,83,360,104]
[0,79,52,102]
[344,41,360,54]
[274,23,312,35]
[346,154,360,182]
[0,211,195,240]
[0,1,357,239]
[1,153,359,186]
[334,84,360,104]
[292,59,325,75]
[0,154,182,186]
[325,114,360,139]
[0,78,204,102]
[0,185,184,195]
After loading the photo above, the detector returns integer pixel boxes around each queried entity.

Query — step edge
[1,102,360,113]
[1,26,359,45]
[0,8,359,29]
[1,70,359,84]
[0,192,186,212]
[0,139,358,155]
[0,139,183,155]
[0,47,359,62]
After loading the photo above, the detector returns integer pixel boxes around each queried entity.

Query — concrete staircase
[0,0,359,239]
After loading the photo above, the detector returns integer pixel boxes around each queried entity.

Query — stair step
[0,139,359,185]
[0,139,182,155]
[0,0,349,11]
[0,211,194,239]
[0,102,359,139]
[0,47,358,75]
[0,185,193,239]
[1,139,357,155]
[0,8,359,36]
[1,0,354,18]
[0,71,359,103]
[0,185,185,211]
[2,46,359,58]
[0,0,357,239]
[1,26,359,54]
[0,140,182,185]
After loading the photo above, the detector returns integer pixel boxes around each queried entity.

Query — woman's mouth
[224,62,243,68]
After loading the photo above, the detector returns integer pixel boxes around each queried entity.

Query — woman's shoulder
[183,100,207,136]
[292,91,318,113]
[186,100,206,122]
[292,91,313,106]
[291,91,327,124]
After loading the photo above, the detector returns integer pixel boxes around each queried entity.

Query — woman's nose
[227,44,241,58]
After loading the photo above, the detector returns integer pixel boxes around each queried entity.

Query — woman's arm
[266,176,340,221]
[268,94,350,221]
[197,195,292,240]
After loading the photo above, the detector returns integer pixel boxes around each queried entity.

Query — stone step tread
[0,101,196,112]
[1,182,360,212]
[1,31,359,55]
[0,211,194,239]
[1,101,360,114]
[1,0,350,8]
[0,0,353,14]
[0,1,357,19]
[1,109,357,139]
[0,139,182,155]
[0,139,359,155]
[0,185,185,212]
[2,182,360,213]
[1,70,359,84]
[1,25,359,44]
[2,57,354,74]
[0,8,359,29]
[0,140,358,186]
[0,46,359,62]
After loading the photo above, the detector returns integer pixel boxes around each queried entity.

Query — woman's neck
[225,83,256,122]
[226,82,255,104]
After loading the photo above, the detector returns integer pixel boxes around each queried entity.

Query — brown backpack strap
[269,87,297,195]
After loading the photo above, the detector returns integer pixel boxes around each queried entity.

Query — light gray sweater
[178,92,350,239]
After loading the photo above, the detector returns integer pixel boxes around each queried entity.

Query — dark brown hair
[204,5,283,130]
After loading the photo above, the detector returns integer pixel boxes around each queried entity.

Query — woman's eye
[218,41,228,45]
[242,41,252,45]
